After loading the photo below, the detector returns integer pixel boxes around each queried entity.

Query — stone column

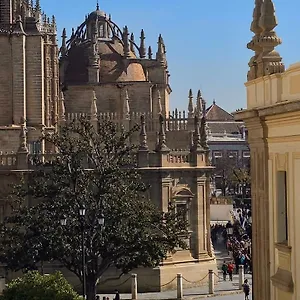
[131,274,137,300]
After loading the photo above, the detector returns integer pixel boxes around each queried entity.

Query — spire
[130,33,136,55]
[59,92,66,122]
[61,28,67,57]
[139,29,146,58]
[123,26,130,58]
[188,89,194,117]
[139,115,148,151]
[35,0,41,11]
[156,114,169,152]
[123,89,130,119]
[156,34,166,66]
[196,90,203,116]
[148,46,153,59]
[18,117,28,153]
[90,91,98,121]
[157,90,162,114]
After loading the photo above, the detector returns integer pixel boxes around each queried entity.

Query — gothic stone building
[0,0,217,291]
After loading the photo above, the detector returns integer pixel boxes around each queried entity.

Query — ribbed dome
[98,39,146,83]
[64,38,146,84]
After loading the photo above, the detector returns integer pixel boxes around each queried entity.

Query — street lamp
[79,204,87,300]
[60,206,104,300]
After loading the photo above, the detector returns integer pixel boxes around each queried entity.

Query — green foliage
[0,271,82,300]
[0,118,188,299]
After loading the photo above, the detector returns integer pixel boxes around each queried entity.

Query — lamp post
[79,205,87,300]
[60,206,105,300]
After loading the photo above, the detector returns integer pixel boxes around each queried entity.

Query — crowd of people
[211,208,252,275]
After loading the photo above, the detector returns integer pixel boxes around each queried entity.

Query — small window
[228,151,238,159]
[243,151,250,158]
[213,151,222,158]
[277,171,288,243]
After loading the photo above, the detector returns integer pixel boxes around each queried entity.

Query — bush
[0,271,82,300]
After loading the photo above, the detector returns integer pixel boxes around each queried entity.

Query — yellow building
[235,0,300,299]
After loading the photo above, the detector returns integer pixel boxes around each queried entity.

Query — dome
[88,8,106,20]
[64,38,146,84]
[98,39,146,82]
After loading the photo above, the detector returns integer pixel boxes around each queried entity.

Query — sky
[41,0,300,113]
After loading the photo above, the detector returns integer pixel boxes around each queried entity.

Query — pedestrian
[222,260,228,281]
[227,261,234,281]
[242,279,250,300]
[114,290,120,300]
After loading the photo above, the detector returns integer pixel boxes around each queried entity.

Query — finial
[157,90,162,114]
[96,0,99,10]
[123,26,130,58]
[156,114,169,152]
[248,0,284,79]
[35,0,41,11]
[188,89,194,116]
[59,92,66,122]
[139,29,146,58]
[148,46,152,59]
[130,33,136,55]
[212,99,216,105]
[18,117,28,153]
[156,34,166,66]
[259,0,278,32]
[61,28,67,57]
[250,0,263,35]
[90,90,98,121]
[123,89,130,119]
[139,115,148,151]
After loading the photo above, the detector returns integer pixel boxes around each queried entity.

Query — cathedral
[0,0,218,292]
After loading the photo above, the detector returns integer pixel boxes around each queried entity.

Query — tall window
[277,171,288,243]
[28,141,41,154]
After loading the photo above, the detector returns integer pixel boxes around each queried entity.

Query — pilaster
[26,31,45,126]
[11,25,27,124]
[245,116,270,300]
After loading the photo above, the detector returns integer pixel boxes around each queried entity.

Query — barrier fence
[97,265,246,300]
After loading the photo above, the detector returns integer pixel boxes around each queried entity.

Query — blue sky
[41,0,300,113]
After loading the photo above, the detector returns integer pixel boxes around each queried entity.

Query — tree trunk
[86,279,97,300]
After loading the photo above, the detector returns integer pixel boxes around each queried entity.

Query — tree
[0,271,82,300]
[0,119,188,300]
[213,156,250,197]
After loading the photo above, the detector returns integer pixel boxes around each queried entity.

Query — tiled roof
[206,102,235,121]
[207,122,243,134]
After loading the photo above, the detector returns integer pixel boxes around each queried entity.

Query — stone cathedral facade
[0,0,217,291]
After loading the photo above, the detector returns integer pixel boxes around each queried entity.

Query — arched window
[99,24,104,37]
